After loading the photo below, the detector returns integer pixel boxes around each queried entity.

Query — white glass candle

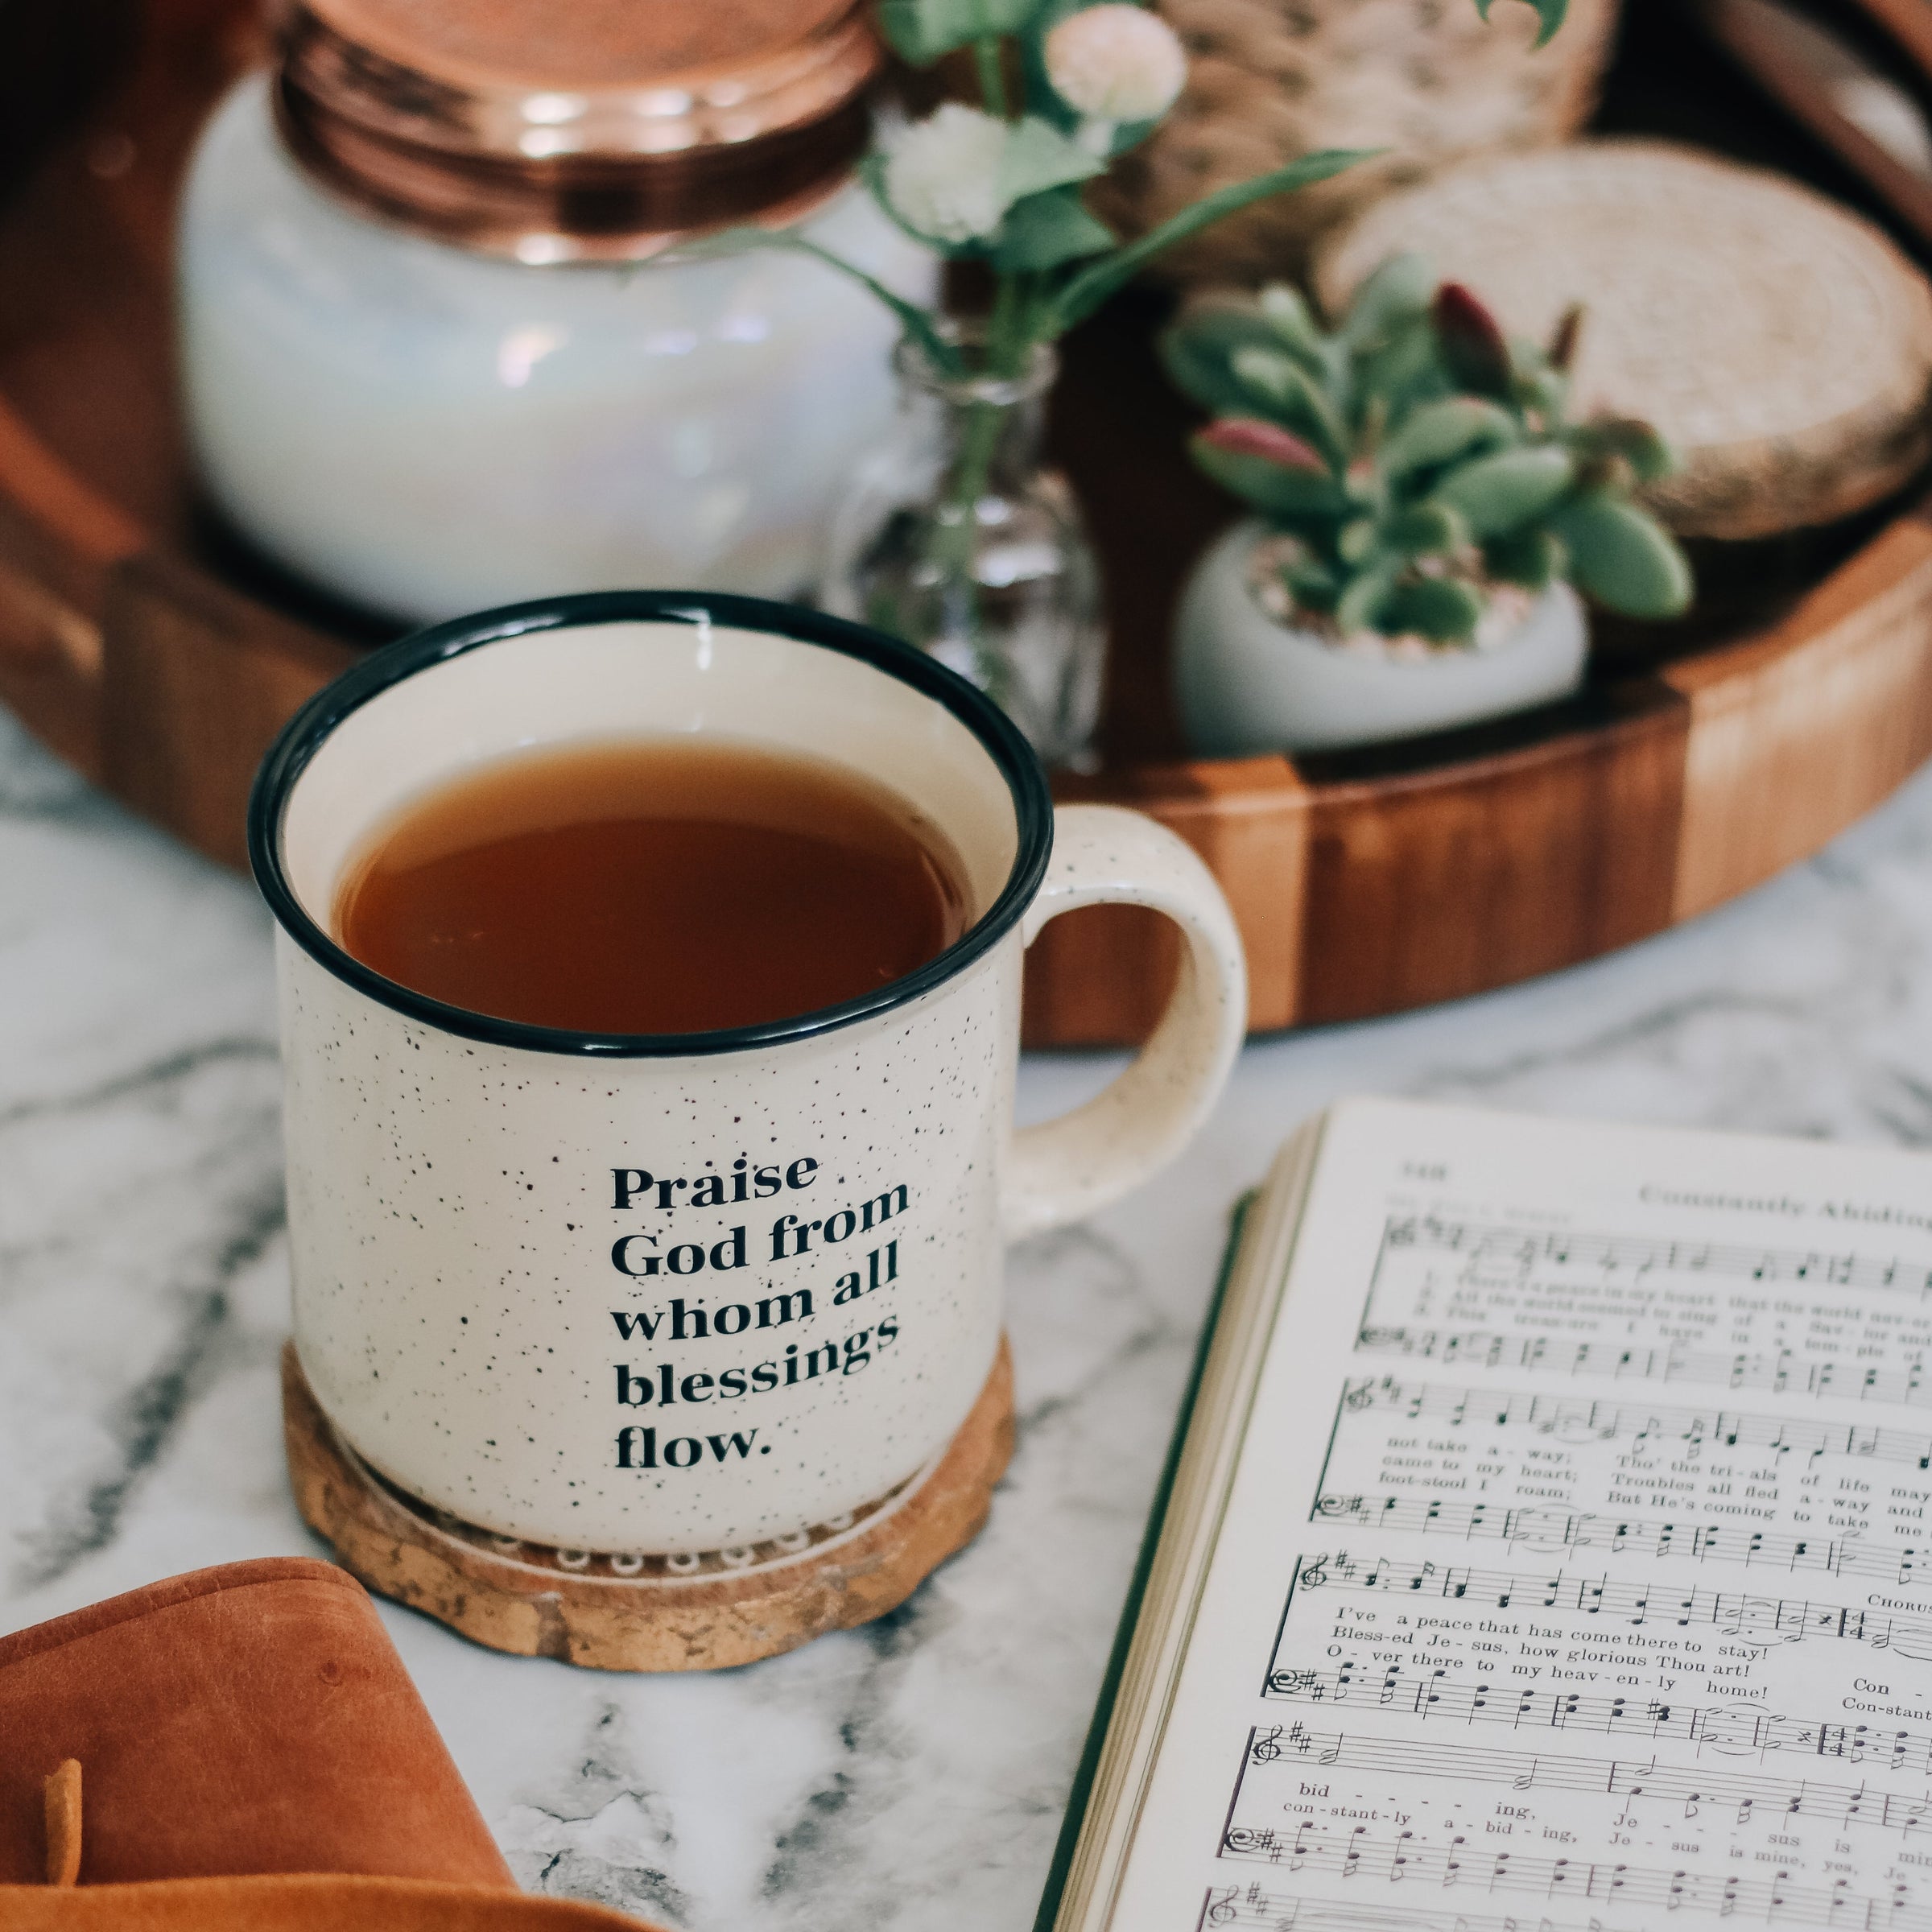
[177,72,934,623]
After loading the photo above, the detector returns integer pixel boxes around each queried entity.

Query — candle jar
[175,0,935,624]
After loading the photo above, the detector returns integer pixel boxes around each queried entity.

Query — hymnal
[1040,1098,1932,1932]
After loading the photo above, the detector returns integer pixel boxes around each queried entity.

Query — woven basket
[1089,0,1622,285]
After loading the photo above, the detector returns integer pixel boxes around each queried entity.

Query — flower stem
[935,392,1009,699]
[986,272,1022,377]
[974,35,1009,118]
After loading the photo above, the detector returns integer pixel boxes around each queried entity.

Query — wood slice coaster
[1315,140,1932,540]
[282,1340,1014,1670]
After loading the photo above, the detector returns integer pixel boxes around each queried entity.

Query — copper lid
[276,0,882,261]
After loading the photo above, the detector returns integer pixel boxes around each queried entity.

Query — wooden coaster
[1315,140,1932,539]
[282,1340,1013,1670]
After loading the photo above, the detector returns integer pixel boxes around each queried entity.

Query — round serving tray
[3,0,1931,1050]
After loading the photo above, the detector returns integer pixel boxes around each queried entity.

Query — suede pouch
[0,1559,652,1930]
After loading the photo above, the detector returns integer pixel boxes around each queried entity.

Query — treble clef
[1299,1554,1331,1589]
[1344,1381,1379,1410]
[1251,1726,1286,1765]
[1205,1888,1238,1927]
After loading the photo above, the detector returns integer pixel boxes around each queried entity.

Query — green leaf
[1484,526,1566,591]
[1380,575,1488,642]
[996,188,1116,270]
[1282,555,1341,609]
[1547,301,1584,372]
[1432,283,1513,398]
[877,0,1042,64]
[756,232,964,377]
[1258,284,1333,371]
[1199,419,1328,469]
[1158,302,1290,415]
[1472,0,1567,47]
[1381,397,1517,478]
[1515,362,1570,422]
[1567,415,1677,485]
[1335,560,1400,636]
[1228,347,1350,461]
[1434,445,1575,536]
[1338,517,1378,564]
[997,116,1105,202]
[1047,147,1377,332]
[1352,314,1443,419]
[1342,251,1435,345]
[1383,500,1470,556]
[1549,493,1693,617]
[1191,432,1345,518]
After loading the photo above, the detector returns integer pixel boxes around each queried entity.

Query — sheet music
[1104,1100,1932,1932]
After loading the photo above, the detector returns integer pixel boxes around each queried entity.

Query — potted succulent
[1164,255,1693,755]
[751,0,1567,768]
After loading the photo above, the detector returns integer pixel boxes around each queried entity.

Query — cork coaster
[282,1338,1013,1670]
[1314,139,1932,540]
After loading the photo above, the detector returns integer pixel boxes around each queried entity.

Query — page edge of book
[1030,1116,1330,1932]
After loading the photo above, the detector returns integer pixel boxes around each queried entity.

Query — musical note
[1277,1552,1932,1658]
[1197,1878,1644,1932]
[1262,1662,1932,1777]
[1353,1327,1932,1408]
[1311,1492,1932,1591]
[1333,1381,1932,1473]
[1237,1723,1932,1836]
[1218,1823,1932,1928]
[1377,1216,1932,1301]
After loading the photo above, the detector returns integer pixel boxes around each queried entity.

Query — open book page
[1090,1097,1932,1932]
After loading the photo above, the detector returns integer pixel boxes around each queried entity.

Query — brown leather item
[0,1559,657,1930]
[0,1873,650,1930]
[0,1558,509,1886]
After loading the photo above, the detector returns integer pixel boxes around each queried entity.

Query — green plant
[1162,256,1693,644]
[748,0,1567,688]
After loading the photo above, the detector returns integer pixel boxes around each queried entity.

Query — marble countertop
[4,699,1932,1928]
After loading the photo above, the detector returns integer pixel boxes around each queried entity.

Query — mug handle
[1003,803,1249,1242]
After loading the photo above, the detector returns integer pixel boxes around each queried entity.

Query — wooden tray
[2,0,1930,1049]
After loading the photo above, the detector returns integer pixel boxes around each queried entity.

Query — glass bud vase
[820,334,1104,770]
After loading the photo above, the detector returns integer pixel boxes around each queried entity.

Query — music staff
[1199,1876,1641,1932]
[1311,1492,1931,1589]
[1380,1216,1932,1300]
[1241,1720,1932,1836]
[1352,1328,1932,1408]
[1217,1820,1932,1928]
[1261,1660,1932,1776]
[1291,1550,1932,1657]
[1338,1377,1932,1469]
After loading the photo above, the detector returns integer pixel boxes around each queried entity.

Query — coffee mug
[250,592,1245,1556]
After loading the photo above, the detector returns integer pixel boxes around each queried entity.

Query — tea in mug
[332,737,972,1034]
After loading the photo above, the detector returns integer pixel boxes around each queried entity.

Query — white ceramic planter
[1174,519,1589,756]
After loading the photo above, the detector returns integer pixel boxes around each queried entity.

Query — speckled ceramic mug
[250,592,1245,1556]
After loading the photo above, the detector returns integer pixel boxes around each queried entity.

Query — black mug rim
[247,590,1055,1059]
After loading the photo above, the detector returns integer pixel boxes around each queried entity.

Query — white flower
[1044,6,1187,123]
[881,103,1011,245]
